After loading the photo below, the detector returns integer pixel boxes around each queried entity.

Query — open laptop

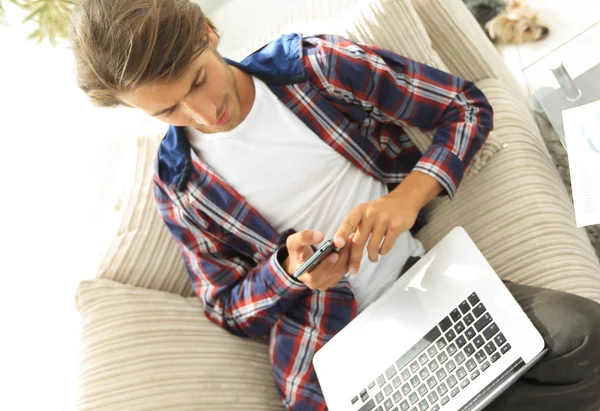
[313,227,547,411]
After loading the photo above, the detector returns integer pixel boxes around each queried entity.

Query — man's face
[119,30,242,133]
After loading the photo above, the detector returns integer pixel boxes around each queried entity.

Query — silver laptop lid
[313,227,545,411]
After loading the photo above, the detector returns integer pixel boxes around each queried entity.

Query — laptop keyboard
[350,292,512,411]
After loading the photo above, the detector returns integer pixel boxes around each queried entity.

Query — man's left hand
[333,194,419,275]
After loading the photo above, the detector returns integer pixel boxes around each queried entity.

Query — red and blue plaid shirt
[153,33,493,410]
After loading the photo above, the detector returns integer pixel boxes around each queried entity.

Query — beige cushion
[411,0,526,101]
[76,279,283,411]
[416,80,600,304]
[96,136,194,297]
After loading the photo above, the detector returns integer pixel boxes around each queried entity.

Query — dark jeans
[398,260,600,410]
[486,281,600,411]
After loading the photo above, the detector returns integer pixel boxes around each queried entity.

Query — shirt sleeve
[304,34,494,197]
[153,179,308,338]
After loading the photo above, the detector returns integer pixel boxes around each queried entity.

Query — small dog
[463,0,550,44]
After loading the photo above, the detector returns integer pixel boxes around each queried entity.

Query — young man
[69,0,600,410]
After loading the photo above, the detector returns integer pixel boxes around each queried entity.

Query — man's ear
[206,23,220,48]
[485,16,505,42]
[509,0,523,9]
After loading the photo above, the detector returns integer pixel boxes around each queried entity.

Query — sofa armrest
[411,0,526,100]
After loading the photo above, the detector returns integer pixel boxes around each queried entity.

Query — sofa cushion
[76,279,283,411]
[415,81,600,304]
[96,136,194,297]
[211,0,448,69]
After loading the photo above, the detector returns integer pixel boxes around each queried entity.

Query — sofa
[75,0,600,409]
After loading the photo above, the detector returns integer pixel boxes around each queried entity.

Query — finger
[287,230,324,256]
[379,225,401,256]
[348,215,375,274]
[309,252,339,277]
[367,220,388,262]
[333,206,363,249]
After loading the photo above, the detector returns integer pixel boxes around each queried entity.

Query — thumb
[287,230,324,256]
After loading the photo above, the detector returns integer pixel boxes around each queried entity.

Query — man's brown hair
[69,0,218,107]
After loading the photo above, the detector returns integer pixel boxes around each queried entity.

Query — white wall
[0,3,166,411]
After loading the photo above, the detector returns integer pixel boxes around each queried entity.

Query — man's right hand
[283,230,353,291]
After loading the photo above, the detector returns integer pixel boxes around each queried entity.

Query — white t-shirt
[187,76,424,312]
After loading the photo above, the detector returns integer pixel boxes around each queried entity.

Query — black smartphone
[292,240,339,279]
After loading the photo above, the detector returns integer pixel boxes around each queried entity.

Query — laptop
[312,227,547,411]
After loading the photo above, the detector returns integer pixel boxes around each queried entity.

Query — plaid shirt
[153,34,493,410]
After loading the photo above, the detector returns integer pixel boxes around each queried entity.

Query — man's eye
[192,77,207,90]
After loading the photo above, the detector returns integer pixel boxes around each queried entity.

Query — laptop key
[431,405,440,411]
[436,337,447,350]
[427,346,438,358]
[466,359,477,371]
[400,400,410,411]
[352,396,360,404]
[439,316,452,332]
[460,378,470,389]
[436,368,447,381]
[418,384,428,397]
[375,407,383,411]
[409,392,419,404]
[485,341,497,355]
[455,352,466,365]
[451,387,460,397]
[393,391,403,403]
[491,352,501,363]
[369,381,377,390]
[445,359,457,373]
[472,303,486,318]
[440,396,450,406]
[410,375,420,388]
[447,375,458,388]
[455,335,467,349]
[386,365,398,379]
[376,392,385,403]
[428,360,439,372]
[471,370,480,380]
[427,376,437,389]
[437,382,448,396]
[463,313,474,326]
[384,384,393,396]
[459,300,470,314]
[481,361,490,372]
[418,399,429,410]
[358,399,376,411]
[468,292,480,306]
[447,343,457,356]
[456,366,467,380]
[464,343,475,356]
[419,353,429,366]
[393,376,402,388]
[495,333,507,347]
[419,368,430,380]
[427,392,438,404]
[483,322,499,340]
[450,309,462,322]
[384,398,394,410]
[475,349,487,364]
[437,352,448,364]
[454,321,465,335]
[465,327,476,340]
[377,375,387,387]
[401,369,411,381]
[445,329,456,342]
[473,335,485,349]
[361,389,369,401]
[411,361,420,373]
[402,383,411,395]
[474,313,492,332]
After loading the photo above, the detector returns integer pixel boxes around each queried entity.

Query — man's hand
[283,230,353,291]
[333,194,419,275]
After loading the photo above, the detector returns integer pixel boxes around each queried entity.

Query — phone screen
[293,240,338,278]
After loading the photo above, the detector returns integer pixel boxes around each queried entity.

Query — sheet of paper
[562,100,600,227]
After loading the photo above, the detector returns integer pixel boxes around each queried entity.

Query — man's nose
[182,100,217,125]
